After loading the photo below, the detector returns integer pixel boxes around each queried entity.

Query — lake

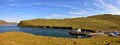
[0,25,77,38]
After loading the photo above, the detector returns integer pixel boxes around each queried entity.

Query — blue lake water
[0,25,77,38]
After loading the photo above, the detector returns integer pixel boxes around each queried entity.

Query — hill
[0,32,120,45]
[0,20,8,25]
[18,14,120,31]
[87,14,120,22]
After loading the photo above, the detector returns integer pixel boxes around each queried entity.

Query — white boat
[69,29,89,35]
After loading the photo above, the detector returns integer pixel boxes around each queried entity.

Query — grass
[0,32,120,45]
[18,14,120,31]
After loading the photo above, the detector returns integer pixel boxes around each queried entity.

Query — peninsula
[18,14,120,31]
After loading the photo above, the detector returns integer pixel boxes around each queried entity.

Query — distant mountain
[0,20,17,25]
[8,22,17,24]
[18,14,120,31]
[0,20,8,25]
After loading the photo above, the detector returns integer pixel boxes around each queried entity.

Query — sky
[0,0,120,22]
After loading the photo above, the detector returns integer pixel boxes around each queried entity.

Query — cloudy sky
[0,0,120,22]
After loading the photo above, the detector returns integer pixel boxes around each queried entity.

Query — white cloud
[46,13,83,19]
[7,2,78,10]
[8,2,43,7]
[46,14,66,19]
[26,3,43,6]
[93,0,120,15]
[43,3,79,10]
[68,10,89,15]
[3,0,83,10]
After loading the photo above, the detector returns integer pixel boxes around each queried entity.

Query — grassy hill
[87,14,120,22]
[18,14,120,31]
[0,32,120,45]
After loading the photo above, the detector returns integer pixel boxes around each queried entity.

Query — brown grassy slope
[0,32,120,45]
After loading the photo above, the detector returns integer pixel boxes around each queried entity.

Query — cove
[0,25,77,38]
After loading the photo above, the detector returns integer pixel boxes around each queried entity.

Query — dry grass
[0,32,120,45]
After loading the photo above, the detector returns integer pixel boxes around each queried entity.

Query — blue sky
[0,0,120,22]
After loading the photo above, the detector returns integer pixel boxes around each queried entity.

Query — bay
[0,25,76,38]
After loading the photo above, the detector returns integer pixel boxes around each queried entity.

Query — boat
[69,29,89,35]
[105,31,120,37]
[108,33,118,37]
[69,29,93,38]
[113,31,120,35]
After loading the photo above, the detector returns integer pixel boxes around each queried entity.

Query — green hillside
[18,14,120,31]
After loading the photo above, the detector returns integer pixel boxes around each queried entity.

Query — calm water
[0,25,77,38]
